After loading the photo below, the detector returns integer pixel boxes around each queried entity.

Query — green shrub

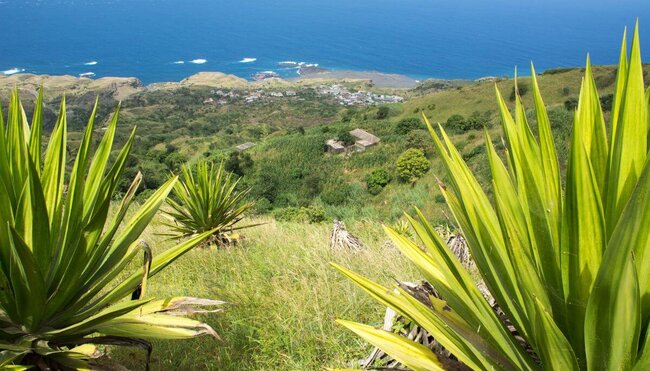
[164,151,187,171]
[0,91,219,369]
[273,205,327,223]
[600,93,614,112]
[337,130,356,146]
[542,66,576,75]
[365,169,392,195]
[445,111,488,133]
[252,197,273,214]
[225,151,254,176]
[509,83,528,101]
[462,144,486,161]
[565,96,579,111]
[396,148,430,183]
[445,114,465,131]
[405,129,433,156]
[376,106,390,119]
[394,117,423,134]
[321,183,352,205]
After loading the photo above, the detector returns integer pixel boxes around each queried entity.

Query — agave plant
[334,24,650,370]
[164,160,254,243]
[0,90,222,370]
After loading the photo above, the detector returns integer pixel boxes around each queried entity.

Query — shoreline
[0,61,502,90]
[0,63,593,101]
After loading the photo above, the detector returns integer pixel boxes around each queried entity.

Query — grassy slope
[11,64,646,370]
[237,65,650,224]
[110,215,417,370]
[401,66,624,122]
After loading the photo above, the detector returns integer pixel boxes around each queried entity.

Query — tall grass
[111,216,417,370]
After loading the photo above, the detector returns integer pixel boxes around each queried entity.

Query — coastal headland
[0,67,460,101]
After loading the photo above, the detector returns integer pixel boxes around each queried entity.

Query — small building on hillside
[235,142,255,152]
[325,129,381,155]
[326,139,345,154]
[350,128,380,151]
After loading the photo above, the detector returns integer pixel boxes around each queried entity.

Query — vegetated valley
[1,63,648,370]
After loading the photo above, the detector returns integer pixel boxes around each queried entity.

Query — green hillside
[2,60,649,370]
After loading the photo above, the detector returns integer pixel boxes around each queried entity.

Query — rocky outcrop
[0,74,145,101]
[179,72,248,89]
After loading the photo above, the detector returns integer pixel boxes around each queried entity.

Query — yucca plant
[164,160,254,244]
[334,24,650,370]
[0,90,222,370]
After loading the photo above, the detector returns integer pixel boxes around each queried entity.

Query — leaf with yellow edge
[337,320,444,371]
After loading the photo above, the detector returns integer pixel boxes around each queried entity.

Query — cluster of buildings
[202,84,402,107]
[316,84,404,106]
[204,89,298,105]
[326,128,381,154]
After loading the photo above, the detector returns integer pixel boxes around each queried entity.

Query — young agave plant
[164,160,254,243]
[334,24,650,370]
[0,91,222,369]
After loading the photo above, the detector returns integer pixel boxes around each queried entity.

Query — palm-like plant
[334,24,650,370]
[164,161,253,243]
[0,90,222,370]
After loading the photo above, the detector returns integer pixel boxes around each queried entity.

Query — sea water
[0,0,647,83]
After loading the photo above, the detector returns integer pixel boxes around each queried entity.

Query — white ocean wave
[79,72,96,78]
[2,68,24,75]
[84,60,98,66]
[239,57,257,63]
[190,59,207,64]
[173,60,185,64]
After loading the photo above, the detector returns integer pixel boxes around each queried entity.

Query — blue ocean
[1,0,648,84]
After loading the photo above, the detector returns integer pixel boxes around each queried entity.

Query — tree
[337,130,356,146]
[509,82,528,101]
[164,151,187,172]
[225,151,254,176]
[565,96,579,111]
[396,148,430,183]
[366,168,392,195]
[464,111,489,131]
[445,112,487,133]
[406,129,433,156]
[376,106,390,119]
[600,93,614,112]
[395,117,423,134]
[445,114,465,132]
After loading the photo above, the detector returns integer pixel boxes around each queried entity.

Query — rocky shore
[295,68,420,89]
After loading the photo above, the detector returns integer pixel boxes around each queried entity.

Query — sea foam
[173,60,185,64]
[2,68,24,75]
[79,72,96,78]
[84,61,98,66]
[190,59,207,64]
[239,57,257,63]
